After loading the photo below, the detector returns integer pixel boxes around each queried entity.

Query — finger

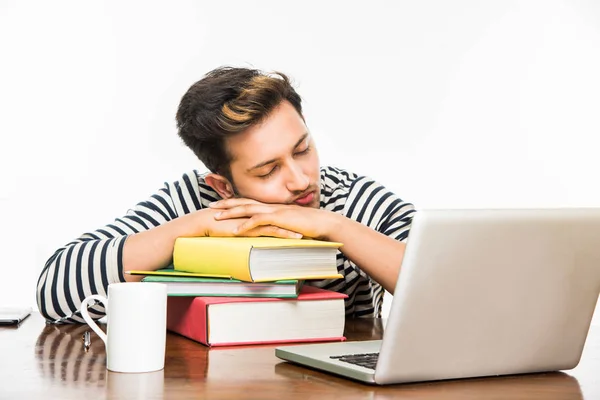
[209,198,260,209]
[233,213,291,235]
[242,225,302,239]
[214,204,276,220]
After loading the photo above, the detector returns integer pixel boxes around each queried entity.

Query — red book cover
[167,285,347,347]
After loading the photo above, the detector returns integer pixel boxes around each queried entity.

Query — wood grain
[0,313,597,399]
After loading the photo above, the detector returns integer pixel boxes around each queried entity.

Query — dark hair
[176,66,303,181]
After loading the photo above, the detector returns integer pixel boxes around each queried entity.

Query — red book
[167,285,347,347]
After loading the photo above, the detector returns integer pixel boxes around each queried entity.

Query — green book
[140,269,303,298]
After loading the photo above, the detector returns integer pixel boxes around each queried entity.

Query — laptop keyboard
[330,352,379,370]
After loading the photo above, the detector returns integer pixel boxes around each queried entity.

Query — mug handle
[80,295,108,345]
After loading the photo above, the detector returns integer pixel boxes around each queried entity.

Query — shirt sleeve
[344,175,416,279]
[36,172,205,323]
[345,176,416,240]
[337,174,416,317]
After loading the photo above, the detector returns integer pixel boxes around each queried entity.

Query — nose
[285,161,310,193]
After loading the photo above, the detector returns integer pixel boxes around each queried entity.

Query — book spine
[173,238,253,281]
[166,297,209,346]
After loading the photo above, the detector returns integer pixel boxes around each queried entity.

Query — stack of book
[127,237,347,347]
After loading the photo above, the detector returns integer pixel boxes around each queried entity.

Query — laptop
[275,208,600,385]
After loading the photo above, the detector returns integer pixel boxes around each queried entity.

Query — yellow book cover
[172,237,343,282]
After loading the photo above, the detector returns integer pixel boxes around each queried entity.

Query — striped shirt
[36,166,415,323]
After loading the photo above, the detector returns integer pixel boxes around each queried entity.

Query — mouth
[293,191,315,206]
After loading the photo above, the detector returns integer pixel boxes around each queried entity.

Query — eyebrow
[247,133,309,172]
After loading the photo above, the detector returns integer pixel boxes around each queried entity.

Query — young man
[36,67,416,323]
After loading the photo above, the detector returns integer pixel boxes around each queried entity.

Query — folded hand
[209,198,332,240]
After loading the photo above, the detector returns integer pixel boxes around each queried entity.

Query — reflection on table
[0,313,595,399]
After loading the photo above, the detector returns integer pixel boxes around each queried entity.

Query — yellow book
[172,237,343,282]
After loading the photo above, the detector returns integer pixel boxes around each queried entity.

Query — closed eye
[256,143,310,179]
[294,145,311,156]
[257,165,279,179]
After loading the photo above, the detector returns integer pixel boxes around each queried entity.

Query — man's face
[225,101,321,208]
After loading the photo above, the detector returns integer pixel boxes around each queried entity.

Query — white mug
[81,282,167,373]
[107,369,165,399]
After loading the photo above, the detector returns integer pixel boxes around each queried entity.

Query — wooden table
[1,313,598,399]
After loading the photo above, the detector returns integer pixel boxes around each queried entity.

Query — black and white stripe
[307,167,415,318]
[37,166,415,322]
[36,323,107,386]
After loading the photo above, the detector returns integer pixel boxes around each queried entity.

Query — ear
[205,173,236,199]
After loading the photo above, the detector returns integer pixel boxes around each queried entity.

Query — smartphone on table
[0,307,32,325]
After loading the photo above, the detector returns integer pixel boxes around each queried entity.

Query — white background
[1,0,599,324]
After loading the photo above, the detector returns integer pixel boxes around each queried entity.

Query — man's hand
[209,198,338,240]
[123,201,308,278]
[201,207,303,239]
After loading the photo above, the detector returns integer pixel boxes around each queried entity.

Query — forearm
[37,210,210,321]
[123,209,212,281]
[324,213,406,293]
[37,236,128,323]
